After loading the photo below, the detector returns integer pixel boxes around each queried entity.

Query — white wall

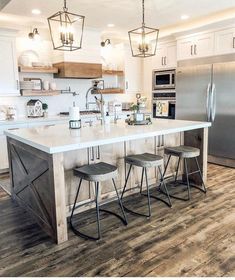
[0,27,137,117]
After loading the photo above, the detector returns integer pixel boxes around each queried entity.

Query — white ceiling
[2,0,235,38]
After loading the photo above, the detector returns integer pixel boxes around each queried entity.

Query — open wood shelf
[20,90,60,97]
[100,88,124,94]
[18,66,59,74]
[102,70,125,76]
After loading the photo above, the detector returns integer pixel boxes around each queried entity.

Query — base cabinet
[0,134,8,170]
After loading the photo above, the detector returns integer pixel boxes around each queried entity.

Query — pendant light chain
[142,0,145,26]
[63,0,68,12]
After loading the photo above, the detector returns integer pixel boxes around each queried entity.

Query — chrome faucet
[85,83,105,125]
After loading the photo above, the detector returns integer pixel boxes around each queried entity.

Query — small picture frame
[30,78,42,90]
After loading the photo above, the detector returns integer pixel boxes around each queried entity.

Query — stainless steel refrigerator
[176,62,235,168]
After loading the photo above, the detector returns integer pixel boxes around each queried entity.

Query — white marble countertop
[4,119,211,154]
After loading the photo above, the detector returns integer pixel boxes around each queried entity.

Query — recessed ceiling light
[107,23,115,28]
[181,15,189,20]
[32,9,41,15]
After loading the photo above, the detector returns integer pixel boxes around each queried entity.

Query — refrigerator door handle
[206,83,211,122]
[211,84,216,122]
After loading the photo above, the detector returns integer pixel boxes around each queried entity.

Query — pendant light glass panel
[48,1,85,51]
[128,26,159,57]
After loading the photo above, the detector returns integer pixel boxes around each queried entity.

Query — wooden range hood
[53,62,102,79]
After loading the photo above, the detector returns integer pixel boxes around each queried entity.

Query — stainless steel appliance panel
[208,62,235,159]
[176,64,212,122]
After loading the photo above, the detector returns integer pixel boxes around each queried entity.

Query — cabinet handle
[194,44,197,55]
[16,80,19,90]
[126,81,129,90]
[233,37,235,49]
[164,56,167,65]
[191,45,193,55]
[96,146,100,160]
[161,135,165,147]
[90,147,95,161]
[161,57,164,66]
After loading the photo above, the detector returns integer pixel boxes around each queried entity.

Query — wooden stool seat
[125,153,163,168]
[164,145,200,159]
[74,162,118,182]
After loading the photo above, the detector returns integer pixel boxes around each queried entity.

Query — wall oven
[153,69,175,90]
[152,90,176,119]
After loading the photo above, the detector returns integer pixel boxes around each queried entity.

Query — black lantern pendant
[128,0,159,58]
[47,0,85,51]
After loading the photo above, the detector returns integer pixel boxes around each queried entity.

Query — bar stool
[70,162,128,241]
[121,153,172,218]
[161,145,207,201]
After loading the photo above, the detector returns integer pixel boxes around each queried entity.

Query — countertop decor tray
[127,120,152,126]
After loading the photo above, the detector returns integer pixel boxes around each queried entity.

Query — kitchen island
[5,119,211,244]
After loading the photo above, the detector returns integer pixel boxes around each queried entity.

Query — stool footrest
[160,180,207,201]
[70,221,100,241]
[122,205,151,218]
[99,208,128,225]
[141,190,172,208]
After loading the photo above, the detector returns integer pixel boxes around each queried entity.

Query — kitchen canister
[69,106,81,129]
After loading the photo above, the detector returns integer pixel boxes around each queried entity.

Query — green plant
[130,104,139,112]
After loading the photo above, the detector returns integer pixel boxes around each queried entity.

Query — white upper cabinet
[0,34,19,96]
[124,47,142,94]
[152,41,177,69]
[177,32,214,60]
[214,28,235,55]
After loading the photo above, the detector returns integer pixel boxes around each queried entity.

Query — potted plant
[42,103,48,118]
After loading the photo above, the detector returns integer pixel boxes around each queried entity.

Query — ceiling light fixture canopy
[47,0,85,51]
[128,0,159,58]
[101,39,111,47]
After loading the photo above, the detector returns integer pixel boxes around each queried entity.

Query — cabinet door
[124,48,142,93]
[0,134,8,170]
[214,28,235,55]
[177,37,194,60]
[165,42,177,68]
[98,142,126,197]
[127,137,158,191]
[152,45,166,69]
[64,148,90,207]
[143,56,153,95]
[158,133,182,178]
[0,36,19,96]
[195,33,214,58]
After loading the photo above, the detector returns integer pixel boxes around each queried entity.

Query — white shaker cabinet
[177,32,214,60]
[0,133,8,170]
[214,28,235,55]
[153,41,177,69]
[124,47,142,94]
[0,34,19,96]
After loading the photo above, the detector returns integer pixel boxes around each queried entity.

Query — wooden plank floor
[0,164,234,277]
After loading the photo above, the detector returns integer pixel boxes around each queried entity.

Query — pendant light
[128,0,159,58]
[47,0,85,51]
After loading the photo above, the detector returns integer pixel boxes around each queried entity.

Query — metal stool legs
[161,155,207,202]
[121,165,151,218]
[70,178,127,241]
[121,164,172,217]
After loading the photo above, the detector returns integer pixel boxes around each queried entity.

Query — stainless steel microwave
[153,69,175,90]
